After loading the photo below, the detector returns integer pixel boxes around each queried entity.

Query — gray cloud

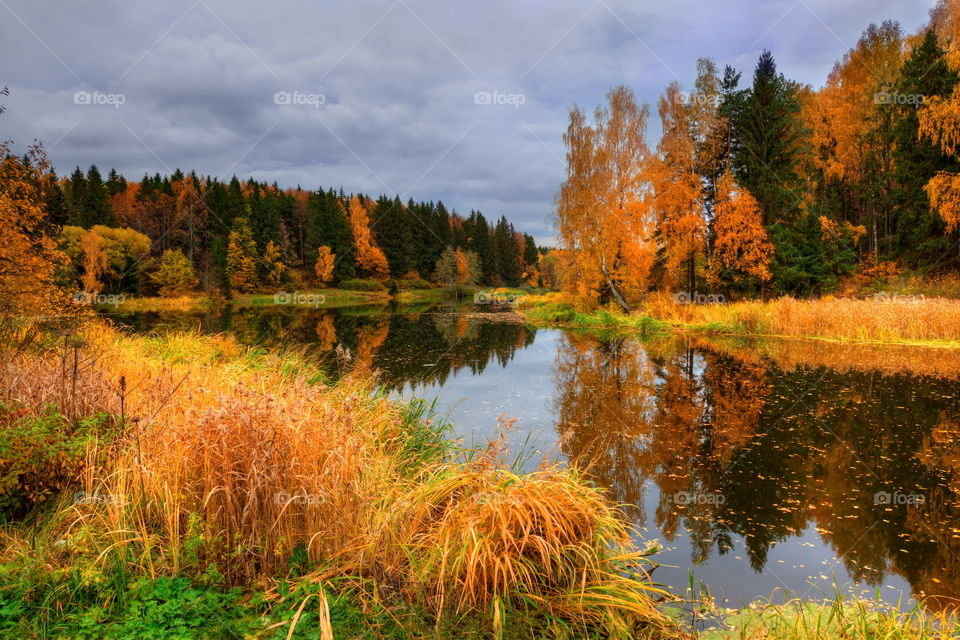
[0,0,938,243]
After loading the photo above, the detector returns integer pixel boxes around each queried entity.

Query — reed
[0,318,680,637]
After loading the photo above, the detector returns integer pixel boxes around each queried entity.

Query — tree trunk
[600,257,630,313]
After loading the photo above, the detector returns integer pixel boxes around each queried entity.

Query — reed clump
[0,318,679,638]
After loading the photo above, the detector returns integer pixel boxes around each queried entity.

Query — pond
[104,303,960,610]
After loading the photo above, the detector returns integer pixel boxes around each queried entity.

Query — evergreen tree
[889,29,960,265]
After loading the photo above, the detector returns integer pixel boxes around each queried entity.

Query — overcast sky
[0,0,938,243]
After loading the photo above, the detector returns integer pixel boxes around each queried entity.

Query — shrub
[0,406,117,517]
[337,278,386,291]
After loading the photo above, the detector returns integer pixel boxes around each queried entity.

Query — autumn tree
[314,245,335,286]
[150,248,198,296]
[261,240,286,288]
[652,81,706,293]
[346,195,389,280]
[709,171,774,287]
[0,139,69,315]
[79,228,108,294]
[433,246,461,289]
[226,217,259,292]
[555,86,656,311]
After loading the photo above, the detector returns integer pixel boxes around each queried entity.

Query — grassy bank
[0,318,678,639]
[520,293,960,347]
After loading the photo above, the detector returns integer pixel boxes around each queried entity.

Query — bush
[337,278,386,291]
[0,406,118,517]
[397,277,432,290]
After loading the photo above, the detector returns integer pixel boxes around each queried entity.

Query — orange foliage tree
[314,245,336,286]
[555,86,656,311]
[651,82,706,293]
[345,196,389,280]
[0,139,69,315]
[709,171,774,285]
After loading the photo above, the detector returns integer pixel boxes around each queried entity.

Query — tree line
[555,0,960,310]
[40,165,541,296]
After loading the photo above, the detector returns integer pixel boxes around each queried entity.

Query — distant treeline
[41,165,541,295]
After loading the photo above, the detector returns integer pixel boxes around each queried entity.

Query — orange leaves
[0,141,67,314]
[710,172,773,283]
[925,171,960,232]
[345,196,389,280]
[314,245,336,285]
[652,82,706,273]
[555,86,656,310]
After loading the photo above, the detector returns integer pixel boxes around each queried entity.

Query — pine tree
[891,29,960,265]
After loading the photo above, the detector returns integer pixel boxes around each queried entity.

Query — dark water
[106,304,960,610]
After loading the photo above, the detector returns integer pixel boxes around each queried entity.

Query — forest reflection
[552,332,960,609]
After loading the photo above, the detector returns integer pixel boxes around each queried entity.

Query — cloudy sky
[0,0,938,242]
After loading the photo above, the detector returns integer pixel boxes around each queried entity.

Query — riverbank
[520,293,960,348]
[103,286,501,314]
[0,318,678,639]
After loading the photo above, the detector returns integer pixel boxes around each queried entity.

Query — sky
[0,0,940,243]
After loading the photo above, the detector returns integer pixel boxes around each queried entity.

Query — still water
[108,303,960,610]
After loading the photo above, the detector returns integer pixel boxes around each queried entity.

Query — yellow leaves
[918,91,960,157]
[0,141,71,315]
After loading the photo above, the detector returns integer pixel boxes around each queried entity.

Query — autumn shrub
[0,406,117,518]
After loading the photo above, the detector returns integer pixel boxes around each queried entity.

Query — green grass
[521,299,669,336]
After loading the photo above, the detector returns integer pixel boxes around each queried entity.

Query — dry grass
[0,318,679,637]
[645,293,960,345]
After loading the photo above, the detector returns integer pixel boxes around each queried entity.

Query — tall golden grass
[645,294,960,344]
[0,319,679,636]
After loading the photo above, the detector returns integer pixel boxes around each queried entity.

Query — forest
[554,1,960,310]
[41,165,540,297]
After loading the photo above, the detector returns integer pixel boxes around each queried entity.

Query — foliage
[0,140,71,315]
[0,406,117,518]
[337,278,387,291]
[555,86,657,311]
[225,217,259,293]
[149,249,198,297]
[313,245,335,286]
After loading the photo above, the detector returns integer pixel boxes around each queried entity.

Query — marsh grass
[522,293,960,346]
[699,593,960,639]
[0,317,680,638]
